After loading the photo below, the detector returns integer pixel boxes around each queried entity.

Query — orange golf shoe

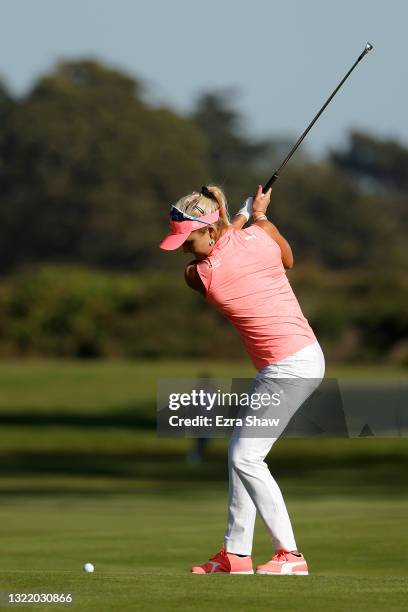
[256,550,308,575]
[191,548,254,574]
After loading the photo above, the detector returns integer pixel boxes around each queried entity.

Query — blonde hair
[174,185,231,237]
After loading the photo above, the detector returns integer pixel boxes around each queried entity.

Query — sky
[0,0,406,158]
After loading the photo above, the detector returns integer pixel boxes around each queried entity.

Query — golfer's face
[182,229,212,260]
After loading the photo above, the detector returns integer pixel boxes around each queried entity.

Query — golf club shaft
[263,42,373,192]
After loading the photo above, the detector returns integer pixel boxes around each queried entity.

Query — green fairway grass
[0,359,407,610]
[0,359,406,416]
[0,487,407,611]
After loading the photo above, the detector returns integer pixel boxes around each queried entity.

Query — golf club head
[365,42,374,52]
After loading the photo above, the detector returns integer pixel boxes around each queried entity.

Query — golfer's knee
[229,450,259,475]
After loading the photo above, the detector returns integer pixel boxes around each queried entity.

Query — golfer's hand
[252,185,272,215]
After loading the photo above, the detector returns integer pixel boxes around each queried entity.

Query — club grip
[263,173,279,193]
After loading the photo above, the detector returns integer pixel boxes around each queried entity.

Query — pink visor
[159,210,220,251]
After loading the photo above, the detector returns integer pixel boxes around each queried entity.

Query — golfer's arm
[254,220,294,269]
[184,261,206,295]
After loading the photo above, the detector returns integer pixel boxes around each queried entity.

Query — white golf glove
[236,197,254,222]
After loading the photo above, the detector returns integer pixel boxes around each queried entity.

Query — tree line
[0,60,407,362]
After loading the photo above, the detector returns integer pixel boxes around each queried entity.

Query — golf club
[263,42,374,192]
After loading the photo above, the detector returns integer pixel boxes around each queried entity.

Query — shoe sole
[256,570,308,576]
[192,570,254,575]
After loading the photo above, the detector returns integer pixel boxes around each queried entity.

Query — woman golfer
[160,185,325,575]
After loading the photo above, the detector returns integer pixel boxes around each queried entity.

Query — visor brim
[159,232,189,251]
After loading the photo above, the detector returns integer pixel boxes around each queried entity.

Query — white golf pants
[224,340,325,555]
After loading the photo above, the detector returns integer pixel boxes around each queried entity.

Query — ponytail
[174,185,231,235]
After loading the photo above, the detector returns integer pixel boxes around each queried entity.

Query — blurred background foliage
[0,59,407,365]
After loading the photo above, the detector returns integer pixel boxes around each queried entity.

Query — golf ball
[83,562,94,573]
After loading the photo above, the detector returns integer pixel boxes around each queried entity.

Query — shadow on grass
[0,404,156,428]
[0,451,407,499]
